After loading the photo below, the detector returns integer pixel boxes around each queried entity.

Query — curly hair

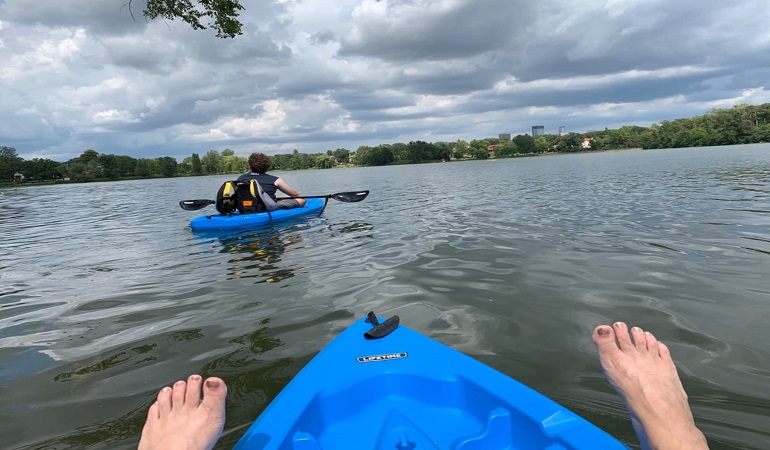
[247,152,272,173]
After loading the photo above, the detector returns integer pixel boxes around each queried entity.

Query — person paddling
[237,152,306,209]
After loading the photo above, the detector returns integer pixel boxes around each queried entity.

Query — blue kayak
[234,314,627,449]
[190,198,325,231]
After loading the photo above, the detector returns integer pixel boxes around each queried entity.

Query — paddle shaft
[180,190,368,211]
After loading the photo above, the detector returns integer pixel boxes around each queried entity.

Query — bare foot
[593,322,708,450]
[139,374,227,450]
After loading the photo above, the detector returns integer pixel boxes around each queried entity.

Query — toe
[185,375,203,409]
[146,400,160,422]
[156,386,172,417]
[172,380,187,408]
[201,377,227,411]
[593,325,620,352]
[644,330,659,351]
[630,326,647,351]
[657,341,674,362]
[613,322,635,352]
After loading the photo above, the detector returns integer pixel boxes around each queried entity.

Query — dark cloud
[1,0,769,161]
[340,0,532,62]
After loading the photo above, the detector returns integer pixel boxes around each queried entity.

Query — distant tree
[495,141,519,158]
[115,155,137,176]
[201,150,222,174]
[136,0,245,38]
[221,152,247,173]
[191,153,203,175]
[332,148,350,164]
[354,145,394,166]
[78,149,100,163]
[156,156,178,177]
[432,141,453,161]
[0,146,18,158]
[292,152,316,170]
[512,134,535,154]
[315,154,336,169]
[453,140,469,159]
[0,146,23,181]
[22,158,60,181]
[270,153,293,170]
[469,148,488,160]
[407,141,435,163]
[390,143,409,162]
[135,159,153,177]
[98,153,121,179]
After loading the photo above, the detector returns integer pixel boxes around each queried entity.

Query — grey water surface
[1,145,768,449]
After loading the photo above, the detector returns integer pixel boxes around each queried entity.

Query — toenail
[191,375,201,381]
[205,380,221,389]
[614,322,624,328]
[632,326,641,332]
[161,387,170,392]
[175,381,185,386]
[597,327,611,336]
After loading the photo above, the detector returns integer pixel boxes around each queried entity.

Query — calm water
[1,145,769,449]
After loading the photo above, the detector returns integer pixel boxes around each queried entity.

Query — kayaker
[138,323,710,450]
[237,152,306,209]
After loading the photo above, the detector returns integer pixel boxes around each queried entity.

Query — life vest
[215,179,278,215]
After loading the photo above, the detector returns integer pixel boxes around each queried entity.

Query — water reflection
[20,322,293,450]
[193,222,319,284]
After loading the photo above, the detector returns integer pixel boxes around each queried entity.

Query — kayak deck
[189,197,325,231]
[234,315,627,449]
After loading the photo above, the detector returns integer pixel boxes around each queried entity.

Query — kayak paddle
[178,190,369,211]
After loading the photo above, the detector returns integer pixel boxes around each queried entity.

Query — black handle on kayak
[364,312,399,339]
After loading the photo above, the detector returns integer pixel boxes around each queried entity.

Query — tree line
[2,102,769,184]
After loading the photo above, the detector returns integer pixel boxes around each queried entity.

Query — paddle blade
[330,190,369,202]
[179,199,215,211]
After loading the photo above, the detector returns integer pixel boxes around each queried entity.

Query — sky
[2,0,770,162]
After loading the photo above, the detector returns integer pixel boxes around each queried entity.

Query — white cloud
[0,0,768,160]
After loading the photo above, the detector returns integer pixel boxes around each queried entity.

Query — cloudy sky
[2,0,769,162]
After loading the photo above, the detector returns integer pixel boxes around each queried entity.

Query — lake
[1,145,768,449]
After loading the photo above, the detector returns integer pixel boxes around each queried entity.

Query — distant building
[487,144,505,152]
[559,126,567,136]
[582,137,593,149]
[532,125,544,137]
[499,133,511,141]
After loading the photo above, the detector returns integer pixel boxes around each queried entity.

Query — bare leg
[593,322,708,450]
[139,375,227,450]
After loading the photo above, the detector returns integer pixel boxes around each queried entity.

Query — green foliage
[21,158,60,181]
[135,159,153,177]
[157,156,178,177]
[200,150,222,174]
[513,134,535,154]
[140,0,244,39]
[4,102,770,186]
[191,153,203,175]
[315,154,337,169]
[0,146,18,158]
[0,146,22,181]
[495,141,519,158]
[469,148,489,160]
[354,145,395,166]
[332,148,350,164]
